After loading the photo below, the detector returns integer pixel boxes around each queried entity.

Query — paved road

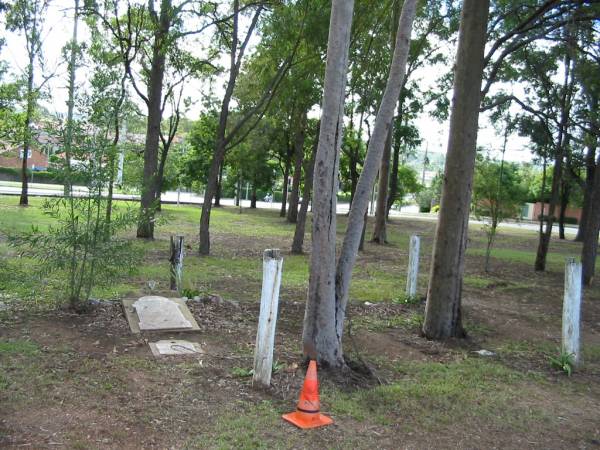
[0,182,578,236]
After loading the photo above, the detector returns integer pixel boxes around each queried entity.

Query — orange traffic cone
[282,360,333,429]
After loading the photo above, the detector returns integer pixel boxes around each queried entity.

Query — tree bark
[292,122,319,254]
[575,119,597,242]
[214,162,223,206]
[250,185,257,208]
[154,146,168,212]
[371,130,392,243]
[582,150,600,286]
[559,180,569,240]
[136,0,171,239]
[235,174,242,207]
[279,148,291,217]
[387,105,406,217]
[20,48,35,207]
[422,0,490,340]
[334,0,418,343]
[302,0,355,368]
[287,112,307,223]
[371,2,401,243]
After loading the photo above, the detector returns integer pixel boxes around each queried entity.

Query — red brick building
[0,147,49,170]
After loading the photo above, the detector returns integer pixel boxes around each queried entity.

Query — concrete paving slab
[122,297,200,334]
[148,340,203,357]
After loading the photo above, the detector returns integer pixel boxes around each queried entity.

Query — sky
[1,0,536,165]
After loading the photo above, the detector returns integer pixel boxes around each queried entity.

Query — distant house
[0,147,49,170]
[521,202,582,224]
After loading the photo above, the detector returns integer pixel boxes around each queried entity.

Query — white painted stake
[253,249,283,388]
[562,258,582,367]
[406,235,420,298]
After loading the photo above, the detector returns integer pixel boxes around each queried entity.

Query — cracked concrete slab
[122,296,200,333]
[149,340,203,356]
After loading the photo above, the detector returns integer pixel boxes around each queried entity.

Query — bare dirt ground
[1,206,600,449]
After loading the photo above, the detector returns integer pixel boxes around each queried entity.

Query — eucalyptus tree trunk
[292,122,319,254]
[372,131,392,243]
[575,147,595,242]
[302,0,355,368]
[371,2,400,243]
[534,53,575,270]
[279,149,291,217]
[136,0,172,239]
[334,0,418,343]
[559,181,569,240]
[214,163,223,206]
[154,147,169,212]
[287,112,307,223]
[64,0,79,197]
[582,150,600,286]
[19,50,35,207]
[575,97,598,242]
[250,185,257,208]
[422,0,490,340]
[387,107,407,218]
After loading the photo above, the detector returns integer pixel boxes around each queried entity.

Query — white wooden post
[169,235,184,292]
[562,258,582,367]
[406,235,420,297]
[253,249,283,388]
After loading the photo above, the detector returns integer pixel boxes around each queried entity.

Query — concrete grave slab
[149,340,203,357]
[122,296,200,334]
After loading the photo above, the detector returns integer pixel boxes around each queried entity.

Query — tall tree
[63,0,80,196]
[198,0,304,255]
[6,0,48,206]
[92,0,215,238]
[302,0,417,366]
[371,0,401,244]
[302,0,355,367]
[582,150,600,285]
[333,0,417,356]
[291,120,319,254]
[422,0,490,339]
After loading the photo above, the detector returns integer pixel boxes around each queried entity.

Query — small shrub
[231,367,253,378]
[393,294,422,305]
[548,350,575,376]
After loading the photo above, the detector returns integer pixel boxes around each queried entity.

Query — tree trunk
[214,162,223,206]
[371,2,401,243]
[136,0,171,239]
[235,174,242,207]
[154,146,169,212]
[422,0,489,340]
[371,130,392,243]
[559,180,569,240]
[349,157,359,208]
[334,0,418,343]
[250,185,257,208]
[64,0,79,197]
[199,0,246,255]
[359,212,367,251]
[534,47,575,270]
[575,131,597,242]
[279,149,291,217]
[20,42,36,207]
[292,122,319,254]
[387,103,405,218]
[302,0,355,368]
[287,112,307,223]
[582,151,600,286]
